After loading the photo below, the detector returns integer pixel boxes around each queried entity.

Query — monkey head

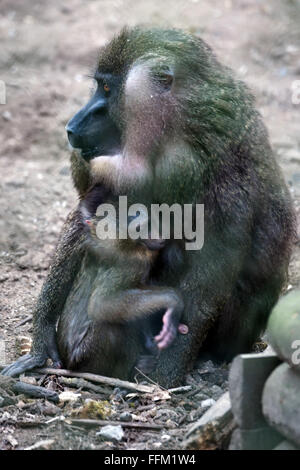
[66,29,180,168]
[66,27,254,204]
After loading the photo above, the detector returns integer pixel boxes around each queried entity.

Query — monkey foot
[1,353,47,377]
[154,308,177,350]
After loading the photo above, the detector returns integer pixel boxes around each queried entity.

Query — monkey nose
[66,128,76,147]
[66,124,82,149]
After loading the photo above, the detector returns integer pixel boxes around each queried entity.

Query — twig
[16,420,46,428]
[168,385,192,394]
[24,439,55,450]
[33,367,156,394]
[68,418,166,430]
[15,315,33,328]
[134,366,168,391]
[59,376,111,395]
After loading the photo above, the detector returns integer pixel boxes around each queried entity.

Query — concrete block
[229,426,282,450]
[229,352,280,429]
[274,440,299,450]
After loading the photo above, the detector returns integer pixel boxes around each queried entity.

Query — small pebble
[97,424,124,442]
[201,398,216,408]
[2,111,12,121]
[120,411,132,422]
[59,391,81,403]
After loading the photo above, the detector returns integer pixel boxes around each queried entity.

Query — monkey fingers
[1,353,48,377]
[154,308,178,350]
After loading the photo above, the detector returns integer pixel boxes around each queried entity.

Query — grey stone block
[267,290,300,371]
[229,426,282,450]
[274,440,299,450]
[262,362,300,447]
[229,352,280,429]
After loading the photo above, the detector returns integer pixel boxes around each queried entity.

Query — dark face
[66,73,122,161]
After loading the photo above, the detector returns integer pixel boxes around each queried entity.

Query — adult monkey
[2,28,295,387]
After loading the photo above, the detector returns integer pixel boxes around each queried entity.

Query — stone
[200,398,216,408]
[229,427,282,450]
[119,411,132,422]
[229,352,280,429]
[262,362,300,447]
[97,424,124,442]
[267,290,300,371]
[59,391,81,403]
[274,440,299,450]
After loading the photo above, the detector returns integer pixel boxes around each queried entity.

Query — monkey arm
[1,209,85,377]
[88,284,184,349]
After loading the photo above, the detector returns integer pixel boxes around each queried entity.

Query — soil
[0,0,299,450]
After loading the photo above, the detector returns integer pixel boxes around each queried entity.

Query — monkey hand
[1,336,62,377]
[154,309,188,350]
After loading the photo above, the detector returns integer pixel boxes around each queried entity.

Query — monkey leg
[59,319,145,380]
[88,286,184,350]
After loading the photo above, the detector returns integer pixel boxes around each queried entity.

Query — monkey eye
[153,68,173,91]
[103,83,110,93]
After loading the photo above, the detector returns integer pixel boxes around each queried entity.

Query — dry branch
[68,418,166,430]
[33,367,156,393]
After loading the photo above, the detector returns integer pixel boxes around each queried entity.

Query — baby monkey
[82,183,185,356]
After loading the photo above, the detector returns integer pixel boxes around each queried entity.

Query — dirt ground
[0,0,300,450]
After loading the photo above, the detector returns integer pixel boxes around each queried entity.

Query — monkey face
[66,50,176,163]
[66,73,122,161]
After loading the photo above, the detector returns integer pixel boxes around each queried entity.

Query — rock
[229,352,280,429]
[273,440,299,450]
[262,362,300,446]
[59,391,81,403]
[119,411,132,422]
[201,398,216,408]
[97,425,124,442]
[42,401,61,416]
[2,111,12,121]
[0,396,5,407]
[267,290,300,370]
[229,427,282,450]
[5,435,18,448]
